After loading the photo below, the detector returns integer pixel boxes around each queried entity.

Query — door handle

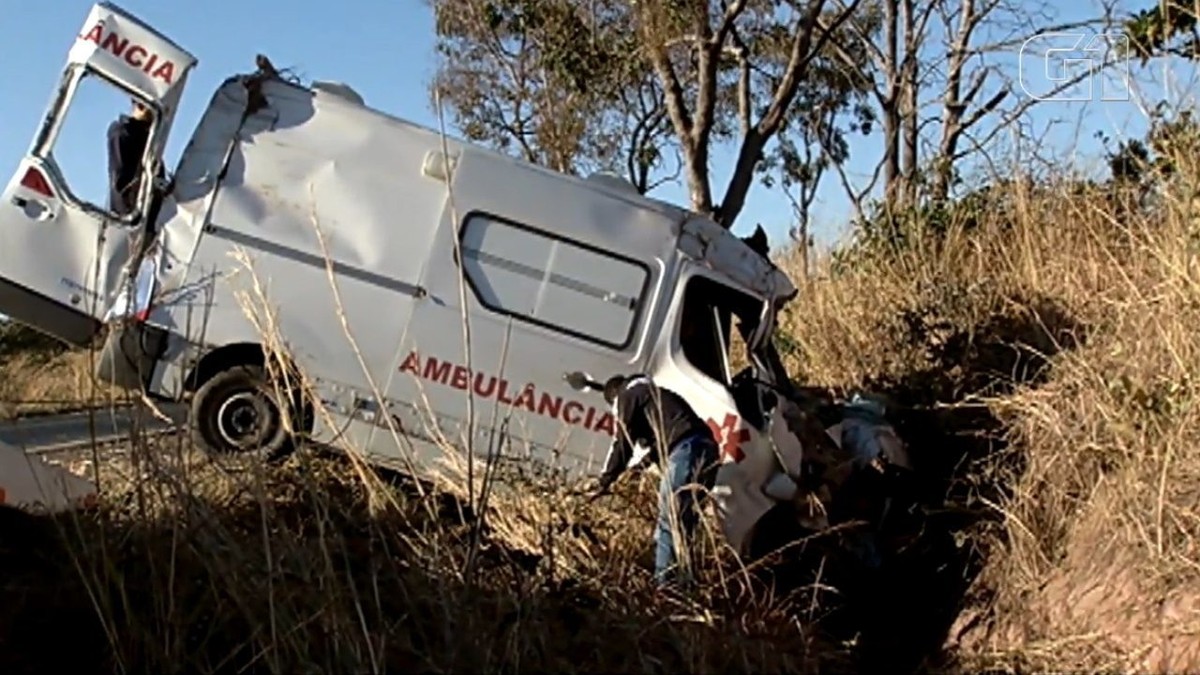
[11,195,53,221]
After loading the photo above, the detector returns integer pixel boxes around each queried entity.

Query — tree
[926,0,1119,203]
[632,0,868,229]
[431,0,873,233]
[1100,103,1200,212]
[820,0,926,209]
[759,68,875,276]
[822,0,1115,215]
[929,0,1009,203]
[430,0,677,194]
[1126,0,1200,61]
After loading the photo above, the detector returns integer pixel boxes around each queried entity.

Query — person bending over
[589,373,720,589]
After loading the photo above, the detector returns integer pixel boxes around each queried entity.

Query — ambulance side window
[459,213,649,350]
[678,275,761,387]
[43,72,152,215]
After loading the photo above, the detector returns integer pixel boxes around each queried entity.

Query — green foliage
[838,96,1200,273]
[758,32,878,208]
[1107,371,1196,433]
[1106,137,1152,183]
[706,0,878,225]
[430,0,878,228]
[772,327,804,363]
[430,0,673,191]
[1100,102,1200,196]
[1126,0,1200,62]
[836,182,1012,264]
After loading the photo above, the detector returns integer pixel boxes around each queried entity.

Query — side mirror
[564,370,600,392]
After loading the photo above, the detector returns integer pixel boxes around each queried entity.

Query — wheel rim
[215,390,278,451]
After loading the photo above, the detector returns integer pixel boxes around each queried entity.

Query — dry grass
[772,175,1200,672]
[2,435,846,674]
[3,158,1200,673]
[0,343,124,420]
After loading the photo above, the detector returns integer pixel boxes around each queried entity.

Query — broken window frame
[675,271,770,391]
[674,266,803,408]
[29,63,161,224]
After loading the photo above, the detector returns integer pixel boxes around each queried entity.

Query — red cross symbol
[707,413,750,462]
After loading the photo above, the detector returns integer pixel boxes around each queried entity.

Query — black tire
[189,364,296,461]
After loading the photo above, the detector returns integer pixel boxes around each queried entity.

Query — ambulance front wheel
[190,364,296,461]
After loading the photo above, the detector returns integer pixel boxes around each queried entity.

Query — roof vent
[312,80,365,106]
[586,171,639,194]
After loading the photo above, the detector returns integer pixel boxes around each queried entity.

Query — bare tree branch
[715,0,865,227]
[952,60,1118,164]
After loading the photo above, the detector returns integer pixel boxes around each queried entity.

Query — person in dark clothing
[590,373,721,588]
[107,99,154,216]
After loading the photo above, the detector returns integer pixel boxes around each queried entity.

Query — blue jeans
[654,433,720,587]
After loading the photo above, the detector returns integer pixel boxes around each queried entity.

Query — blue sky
[0,0,1193,251]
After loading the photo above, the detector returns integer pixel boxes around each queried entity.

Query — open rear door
[0,3,196,346]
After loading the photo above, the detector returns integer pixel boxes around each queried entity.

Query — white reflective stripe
[131,255,158,320]
[104,254,158,322]
[624,375,651,390]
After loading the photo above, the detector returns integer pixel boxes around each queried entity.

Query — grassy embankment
[1,157,1198,673]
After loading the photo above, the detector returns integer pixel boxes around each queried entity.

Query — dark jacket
[107,114,152,215]
[598,376,714,489]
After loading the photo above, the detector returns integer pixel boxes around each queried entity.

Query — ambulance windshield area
[677,275,766,390]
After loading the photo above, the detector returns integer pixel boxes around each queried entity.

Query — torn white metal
[0,441,97,514]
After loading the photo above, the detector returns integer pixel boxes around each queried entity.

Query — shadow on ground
[0,464,847,675]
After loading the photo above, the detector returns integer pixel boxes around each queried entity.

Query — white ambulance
[0,3,904,554]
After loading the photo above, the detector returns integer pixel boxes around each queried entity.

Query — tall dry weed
[773,162,1200,672]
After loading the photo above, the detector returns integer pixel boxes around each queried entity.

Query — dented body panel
[146,76,685,473]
